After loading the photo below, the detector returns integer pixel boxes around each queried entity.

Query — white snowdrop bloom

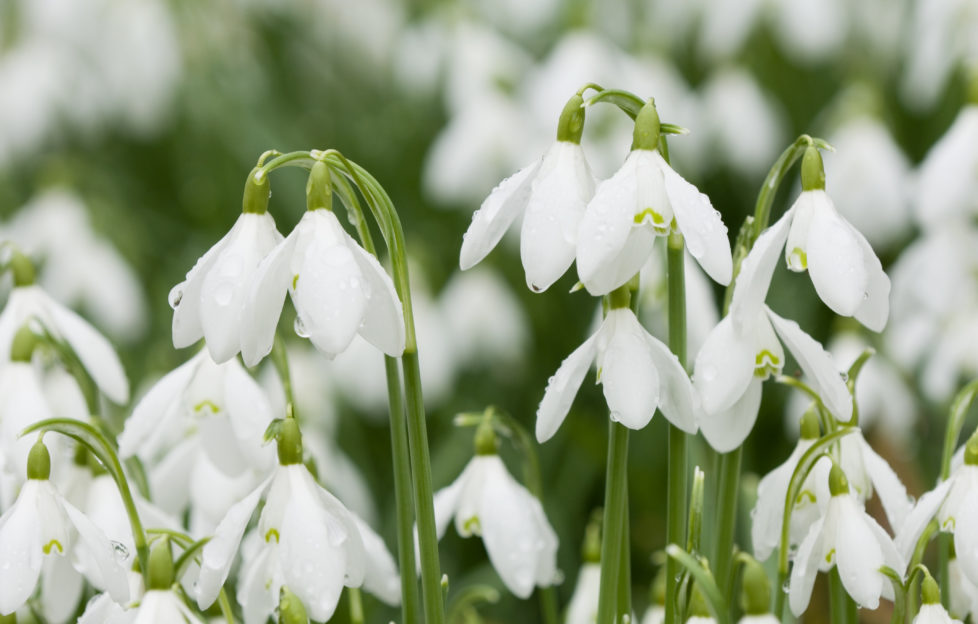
[894,440,978,582]
[0,272,129,404]
[197,425,372,623]
[738,615,780,624]
[824,116,913,251]
[698,68,786,180]
[441,20,532,115]
[576,103,732,296]
[459,112,597,293]
[901,0,978,110]
[3,189,148,340]
[915,603,964,624]
[693,211,853,452]
[768,0,847,64]
[241,205,405,365]
[642,605,666,624]
[0,442,129,616]
[133,590,207,624]
[789,465,904,616]
[0,359,57,486]
[915,105,978,228]
[832,431,912,530]
[565,562,600,624]
[432,453,558,598]
[537,307,698,443]
[750,417,830,562]
[948,557,978,620]
[170,201,283,363]
[697,0,765,61]
[77,570,144,624]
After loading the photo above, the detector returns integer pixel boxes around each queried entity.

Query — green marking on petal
[634,208,670,234]
[463,516,481,535]
[787,248,807,271]
[193,400,220,414]
[795,490,817,505]
[292,274,299,290]
[824,548,835,564]
[43,539,63,555]
[754,350,781,378]
[265,528,280,543]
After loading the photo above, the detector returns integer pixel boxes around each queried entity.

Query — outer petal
[730,208,793,328]
[853,233,891,332]
[197,478,269,609]
[63,499,130,604]
[954,492,978,586]
[834,498,884,609]
[308,474,367,588]
[536,330,601,443]
[785,192,815,272]
[581,226,656,297]
[479,456,558,598]
[222,359,276,467]
[41,554,83,624]
[237,540,281,624]
[693,316,755,415]
[118,353,201,459]
[0,485,42,615]
[700,377,762,453]
[644,332,698,433]
[752,438,815,561]
[576,154,641,294]
[789,514,826,616]
[45,293,129,404]
[766,308,852,422]
[240,230,297,367]
[565,563,601,624]
[171,233,226,349]
[865,516,906,600]
[460,159,539,270]
[806,192,870,316]
[521,142,595,292]
[432,466,469,540]
[895,479,951,562]
[348,236,406,356]
[280,494,348,622]
[599,310,660,431]
[656,151,732,285]
[860,437,911,529]
[352,516,402,606]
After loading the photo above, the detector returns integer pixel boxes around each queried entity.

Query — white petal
[432,468,468,541]
[45,293,129,403]
[693,316,755,415]
[581,226,657,297]
[222,359,276,459]
[576,154,641,294]
[766,308,852,422]
[865,516,905,597]
[860,437,911,529]
[752,439,815,561]
[118,354,200,458]
[806,192,870,316]
[536,330,600,442]
[700,377,762,453]
[41,554,83,624]
[834,498,884,609]
[600,310,660,430]
[63,498,130,604]
[460,159,539,270]
[236,542,280,624]
[348,237,406,356]
[148,438,197,515]
[305,470,367,588]
[521,142,595,292]
[197,479,268,609]
[352,516,402,606]
[172,235,225,349]
[954,492,978,586]
[785,192,815,272]
[895,479,951,562]
[644,332,698,433]
[789,515,826,616]
[280,493,347,622]
[729,208,793,328]
[852,233,891,332]
[479,456,558,598]
[240,231,297,367]
[656,151,732,285]
[0,485,42,614]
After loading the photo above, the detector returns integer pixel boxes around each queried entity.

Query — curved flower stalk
[536,305,698,443]
[576,100,732,295]
[789,464,904,616]
[459,91,596,293]
[430,431,558,599]
[694,209,853,451]
[0,251,129,404]
[169,169,283,363]
[0,440,130,617]
[241,163,405,365]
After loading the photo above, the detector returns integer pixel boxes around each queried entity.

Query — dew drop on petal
[782,580,791,594]
[168,284,185,309]
[609,411,622,423]
[110,541,129,561]
[294,317,309,338]
[213,283,234,306]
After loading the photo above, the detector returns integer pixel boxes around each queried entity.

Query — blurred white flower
[915,603,964,624]
[639,250,719,359]
[901,0,978,110]
[769,0,848,64]
[915,105,978,228]
[432,453,558,598]
[642,604,665,624]
[565,562,600,624]
[537,307,697,442]
[697,0,765,61]
[948,556,978,621]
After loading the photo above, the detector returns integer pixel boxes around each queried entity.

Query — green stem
[665,232,688,624]
[828,568,855,624]
[270,334,295,414]
[597,422,630,624]
[349,587,365,624]
[713,448,742,606]
[941,379,978,480]
[938,534,950,609]
[218,589,235,624]
[618,477,632,621]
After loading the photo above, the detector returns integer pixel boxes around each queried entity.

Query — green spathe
[631,100,661,152]
[800,146,825,191]
[147,538,175,591]
[556,94,586,144]
[27,439,51,480]
[306,159,333,212]
[242,166,271,214]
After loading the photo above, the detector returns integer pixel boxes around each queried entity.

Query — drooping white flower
[693,212,853,452]
[575,114,732,295]
[642,605,665,624]
[833,431,912,530]
[914,105,978,227]
[241,207,405,365]
[537,307,698,443]
[432,453,558,598]
[0,444,130,616]
[133,590,207,624]
[460,137,596,292]
[914,603,964,624]
[789,465,903,616]
[565,562,600,624]
[169,208,283,363]
[901,0,978,110]
[738,615,781,624]
[196,456,373,622]
[948,556,978,621]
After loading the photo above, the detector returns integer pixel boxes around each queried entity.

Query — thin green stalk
[829,568,853,624]
[713,448,742,604]
[938,534,950,609]
[618,477,632,621]
[597,422,630,624]
[665,232,688,624]
[218,589,235,624]
[349,588,365,624]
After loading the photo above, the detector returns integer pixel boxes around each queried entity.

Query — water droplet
[782,580,791,594]
[862,291,869,301]
[294,317,309,338]
[111,541,129,561]
[609,411,622,423]
[213,283,234,306]
[168,284,185,309]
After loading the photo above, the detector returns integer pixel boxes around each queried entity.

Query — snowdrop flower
[170,169,283,363]
[565,562,601,624]
[694,209,853,452]
[948,556,978,620]
[537,306,697,443]
[915,574,963,624]
[915,104,978,228]
[576,100,732,295]
[0,251,128,403]
[432,429,558,598]
[768,0,847,64]
[833,430,912,530]
[789,464,903,615]
[196,419,371,622]
[460,92,596,292]
[738,556,779,624]
[242,161,405,365]
[77,570,144,624]
[895,435,978,583]
[0,440,129,616]
[901,0,978,110]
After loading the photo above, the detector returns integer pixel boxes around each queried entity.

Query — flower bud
[27,438,51,480]
[631,99,661,152]
[828,463,849,497]
[147,538,175,591]
[242,167,271,215]
[305,160,333,213]
[279,587,310,624]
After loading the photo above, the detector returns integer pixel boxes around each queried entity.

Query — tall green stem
[713,448,742,606]
[665,232,688,624]
[618,477,632,620]
[829,568,851,624]
[597,421,631,624]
